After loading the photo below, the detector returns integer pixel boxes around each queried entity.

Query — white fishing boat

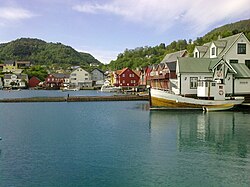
[150,79,244,111]
[100,85,122,92]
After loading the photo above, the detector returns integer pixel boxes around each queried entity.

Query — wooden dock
[0,95,149,103]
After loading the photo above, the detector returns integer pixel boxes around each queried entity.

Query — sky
[0,0,249,64]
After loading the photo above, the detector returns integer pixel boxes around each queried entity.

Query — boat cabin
[197,79,225,100]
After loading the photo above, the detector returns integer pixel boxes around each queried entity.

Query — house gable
[223,33,250,64]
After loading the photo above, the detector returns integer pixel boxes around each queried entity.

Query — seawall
[0,95,149,103]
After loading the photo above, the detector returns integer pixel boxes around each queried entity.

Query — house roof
[166,62,176,72]
[4,74,28,79]
[16,61,31,65]
[4,60,15,65]
[118,68,128,75]
[214,40,227,48]
[203,33,242,58]
[196,46,208,53]
[161,50,188,63]
[52,73,70,78]
[30,76,41,81]
[231,63,250,78]
[178,57,219,73]
[91,68,104,74]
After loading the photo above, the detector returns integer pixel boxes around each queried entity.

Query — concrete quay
[0,95,149,103]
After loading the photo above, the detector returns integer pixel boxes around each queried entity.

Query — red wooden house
[139,66,152,87]
[44,73,70,89]
[28,76,41,88]
[116,68,140,88]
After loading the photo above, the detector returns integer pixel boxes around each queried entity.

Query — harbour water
[0,92,249,186]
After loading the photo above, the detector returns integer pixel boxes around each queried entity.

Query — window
[122,74,125,77]
[211,83,216,87]
[230,60,238,63]
[211,47,216,55]
[122,80,125,84]
[238,43,246,54]
[85,74,88,76]
[245,60,250,69]
[85,78,88,80]
[131,80,136,84]
[195,52,199,58]
[190,77,198,89]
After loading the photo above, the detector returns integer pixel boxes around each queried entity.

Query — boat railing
[151,87,176,94]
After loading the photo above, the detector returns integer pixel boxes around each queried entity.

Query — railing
[151,87,176,94]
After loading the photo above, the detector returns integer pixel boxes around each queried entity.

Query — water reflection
[149,111,250,158]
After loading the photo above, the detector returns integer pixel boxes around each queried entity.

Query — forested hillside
[0,38,101,66]
[108,19,250,70]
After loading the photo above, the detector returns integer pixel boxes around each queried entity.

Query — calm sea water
[0,99,249,186]
[0,90,116,99]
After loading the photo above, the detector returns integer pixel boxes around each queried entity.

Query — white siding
[92,69,104,82]
[223,34,250,64]
[178,73,233,95]
[70,68,92,87]
[193,48,200,58]
[224,74,233,94]
[234,79,250,94]
[210,43,217,58]
[179,73,212,95]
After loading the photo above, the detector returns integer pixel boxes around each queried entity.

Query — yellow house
[3,60,17,73]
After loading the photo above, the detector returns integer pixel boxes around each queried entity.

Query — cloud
[0,7,36,27]
[73,0,250,34]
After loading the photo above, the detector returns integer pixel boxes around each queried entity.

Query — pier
[0,95,149,103]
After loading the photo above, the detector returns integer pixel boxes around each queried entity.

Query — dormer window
[211,47,216,56]
[238,43,246,54]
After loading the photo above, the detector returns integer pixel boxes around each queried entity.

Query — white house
[70,67,92,88]
[194,33,250,68]
[91,68,104,87]
[4,74,29,88]
[175,57,250,96]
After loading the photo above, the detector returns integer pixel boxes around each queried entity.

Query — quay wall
[0,95,149,103]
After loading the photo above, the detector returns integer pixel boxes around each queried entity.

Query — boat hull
[150,88,244,111]
[101,86,122,92]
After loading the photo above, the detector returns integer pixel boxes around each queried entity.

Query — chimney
[218,35,222,40]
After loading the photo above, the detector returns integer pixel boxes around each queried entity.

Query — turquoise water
[0,101,249,186]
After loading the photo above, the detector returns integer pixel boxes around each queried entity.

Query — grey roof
[4,60,15,65]
[178,57,238,75]
[166,62,176,72]
[161,50,188,63]
[196,46,208,53]
[158,63,165,69]
[4,74,28,79]
[214,40,227,48]
[91,68,104,74]
[231,63,250,78]
[16,61,31,65]
[178,57,219,73]
[52,73,70,78]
